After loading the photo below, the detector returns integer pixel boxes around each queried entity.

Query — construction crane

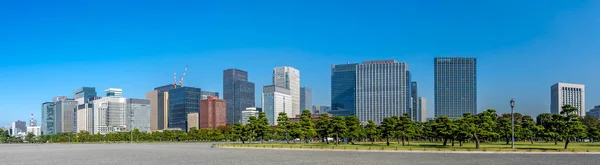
[179,65,188,87]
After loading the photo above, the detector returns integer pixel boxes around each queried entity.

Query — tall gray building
[127,98,151,132]
[41,102,56,135]
[223,69,255,125]
[411,82,418,121]
[300,87,312,111]
[434,57,477,119]
[273,67,301,117]
[355,60,410,123]
[168,86,202,131]
[330,63,358,116]
[73,87,97,104]
[55,99,78,133]
[146,85,173,131]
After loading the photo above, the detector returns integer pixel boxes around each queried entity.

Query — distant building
[223,69,255,125]
[434,57,477,120]
[273,66,301,117]
[411,82,418,121]
[73,87,97,104]
[55,99,78,133]
[127,98,151,132]
[551,83,585,116]
[290,114,332,123]
[262,85,292,125]
[330,63,358,116]
[419,97,426,122]
[27,126,41,137]
[146,85,173,131]
[311,105,330,114]
[52,96,67,103]
[187,113,199,131]
[587,106,600,119]
[168,86,201,131]
[300,87,312,112]
[41,102,56,135]
[200,96,226,129]
[356,60,410,123]
[105,88,123,98]
[93,97,127,134]
[241,107,259,125]
[201,91,219,100]
[77,103,94,134]
[11,120,26,136]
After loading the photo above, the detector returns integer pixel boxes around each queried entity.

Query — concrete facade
[127,98,151,132]
[273,66,300,117]
[200,96,226,129]
[146,85,172,131]
[241,107,259,125]
[187,113,199,131]
[262,85,292,125]
[551,82,585,116]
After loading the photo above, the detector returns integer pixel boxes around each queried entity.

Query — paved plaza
[0,143,597,165]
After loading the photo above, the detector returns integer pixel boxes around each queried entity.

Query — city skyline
[2,0,600,125]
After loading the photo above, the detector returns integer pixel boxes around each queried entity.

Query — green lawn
[216,141,600,152]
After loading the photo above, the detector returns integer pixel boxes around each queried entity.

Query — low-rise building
[27,126,41,137]
[200,96,226,129]
[187,113,199,131]
[241,107,259,125]
[290,114,332,123]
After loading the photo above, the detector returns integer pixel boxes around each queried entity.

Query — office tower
[551,83,586,116]
[168,86,201,131]
[355,60,410,123]
[11,120,26,136]
[587,106,600,119]
[223,69,255,125]
[273,66,300,117]
[127,98,151,132]
[105,88,123,97]
[187,113,199,131]
[27,126,41,137]
[76,103,94,134]
[93,97,127,134]
[73,87,97,104]
[201,91,220,100]
[41,102,55,135]
[330,63,358,116]
[419,97,426,122]
[241,107,259,125]
[52,96,67,103]
[434,57,477,119]
[300,87,312,112]
[411,82,418,121]
[200,96,227,129]
[146,85,173,131]
[262,85,292,125]
[55,99,78,133]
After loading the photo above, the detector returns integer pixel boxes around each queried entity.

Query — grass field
[216,141,600,152]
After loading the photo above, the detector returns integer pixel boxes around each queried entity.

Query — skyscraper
[73,87,97,104]
[355,60,410,123]
[300,87,312,111]
[76,103,94,134]
[262,85,292,125]
[127,98,151,132]
[419,97,426,122]
[104,88,123,97]
[200,96,227,129]
[168,86,201,131]
[223,69,255,125]
[146,85,173,131]
[273,66,300,117]
[55,99,78,133]
[434,57,477,119]
[93,97,127,134]
[551,83,585,116]
[330,63,358,116]
[411,82,418,121]
[41,102,56,135]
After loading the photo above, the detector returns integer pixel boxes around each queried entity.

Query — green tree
[471,109,500,149]
[379,117,397,146]
[330,116,347,146]
[255,112,270,143]
[433,116,456,146]
[315,114,331,144]
[299,110,317,143]
[276,112,292,144]
[559,105,587,149]
[289,122,303,143]
[232,123,248,144]
[582,115,600,143]
[520,115,541,144]
[394,114,416,146]
[247,116,260,143]
[364,120,377,144]
[454,116,473,147]
[345,116,362,145]
[25,132,35,143]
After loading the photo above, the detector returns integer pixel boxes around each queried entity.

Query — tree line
[3,105,599,150]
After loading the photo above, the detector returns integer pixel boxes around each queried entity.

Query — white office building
[93,97,127,134]
[77,103,94,134]
[551,83,585,116]
[273,67,300,117]
[262,85,292,125]
[419,97,426,122]
[27,126,41,137]
[355,60,410,124]
[241,107,260,125]
[127,98,151,132]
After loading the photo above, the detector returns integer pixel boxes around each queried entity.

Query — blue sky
[1,0,599,126]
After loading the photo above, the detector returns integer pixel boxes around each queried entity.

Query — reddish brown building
[200,96,227,129]
[290,114,332,123]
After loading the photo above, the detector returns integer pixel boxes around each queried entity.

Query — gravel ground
[0,143,597,165]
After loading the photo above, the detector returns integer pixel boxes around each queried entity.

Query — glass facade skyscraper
[411,81,418,121]
[434,57,477,119]
[300,87,312,112]
[127,98,151,132]
[330,63,358,116]
[223,69,255,125]
[355,60,410,123]
[41,102,56,135]
[73,87,97,104]
[168,87,201,131]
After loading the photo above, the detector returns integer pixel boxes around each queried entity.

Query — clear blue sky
[1,0,599,126]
